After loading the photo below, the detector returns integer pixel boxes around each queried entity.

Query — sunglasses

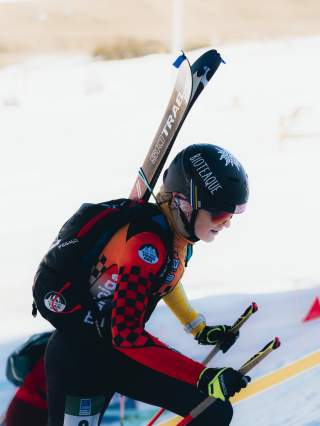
[205,209,233,223]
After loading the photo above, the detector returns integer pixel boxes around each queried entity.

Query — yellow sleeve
[163,281,206,337]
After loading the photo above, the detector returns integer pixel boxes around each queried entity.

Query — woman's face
[194,209,233,242]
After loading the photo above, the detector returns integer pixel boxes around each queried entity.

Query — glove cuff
[197,367,228,401]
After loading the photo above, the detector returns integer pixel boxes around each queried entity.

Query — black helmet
[163,144,249,213]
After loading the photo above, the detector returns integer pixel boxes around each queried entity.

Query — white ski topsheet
[0,36,320,424]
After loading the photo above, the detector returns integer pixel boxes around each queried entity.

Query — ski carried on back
[129,49,224,201]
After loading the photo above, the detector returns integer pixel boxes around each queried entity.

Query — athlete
[2,332,51,426]
[33,143,250,425]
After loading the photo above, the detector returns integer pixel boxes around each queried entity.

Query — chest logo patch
[138,245,159,264]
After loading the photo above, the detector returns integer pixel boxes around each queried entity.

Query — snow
[0,37,320,424]
[234,365,320,426]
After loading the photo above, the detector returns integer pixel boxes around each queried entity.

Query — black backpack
[33,199,172,318]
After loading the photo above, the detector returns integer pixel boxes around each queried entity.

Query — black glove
[197,367,250,401]
[195,325,239,353]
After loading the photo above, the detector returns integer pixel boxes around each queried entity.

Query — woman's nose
[223,219,231,228]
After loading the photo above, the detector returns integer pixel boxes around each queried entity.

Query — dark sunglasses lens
[206,210,231,222]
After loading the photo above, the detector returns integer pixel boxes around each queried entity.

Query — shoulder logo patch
[44,291,66,313]
[138,245,159,264]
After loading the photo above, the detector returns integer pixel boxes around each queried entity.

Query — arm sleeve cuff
[163,281,206,336]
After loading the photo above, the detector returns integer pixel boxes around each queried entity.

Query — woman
[33,143,250,425]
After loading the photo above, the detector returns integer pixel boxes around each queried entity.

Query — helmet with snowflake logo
[163,143,249,214]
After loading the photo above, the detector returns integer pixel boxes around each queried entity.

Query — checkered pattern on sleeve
[108,230,205,386]
[111,265,159,348]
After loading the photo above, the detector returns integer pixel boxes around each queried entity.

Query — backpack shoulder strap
[126,202,173,249]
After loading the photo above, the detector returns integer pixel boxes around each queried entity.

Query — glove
[195,325,239,353]
[197,367,251,401]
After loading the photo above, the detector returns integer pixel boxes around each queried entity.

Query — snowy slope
[1,36,320,424]
[233,365,320,426]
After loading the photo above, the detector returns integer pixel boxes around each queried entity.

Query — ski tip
[251,302,258,313]
[217,52,226,65]
[273,337,281,349]
[173,52,187,69]
[210,49,226,65]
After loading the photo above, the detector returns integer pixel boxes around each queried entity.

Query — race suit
[33,200,233,425]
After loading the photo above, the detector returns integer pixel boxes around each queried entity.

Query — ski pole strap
[202,302,258,366]
[176,337,281,426]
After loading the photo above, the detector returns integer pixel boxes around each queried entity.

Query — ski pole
[176,337,281,426]
[202,302,258,365]
[120,395,125,426]
[145,302,258,426]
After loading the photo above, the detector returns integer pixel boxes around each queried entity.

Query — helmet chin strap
[178,207,199,242]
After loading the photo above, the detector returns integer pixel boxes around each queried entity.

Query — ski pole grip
[230,302,258,333]
[239,337,281,375]
[202,303,258,366]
